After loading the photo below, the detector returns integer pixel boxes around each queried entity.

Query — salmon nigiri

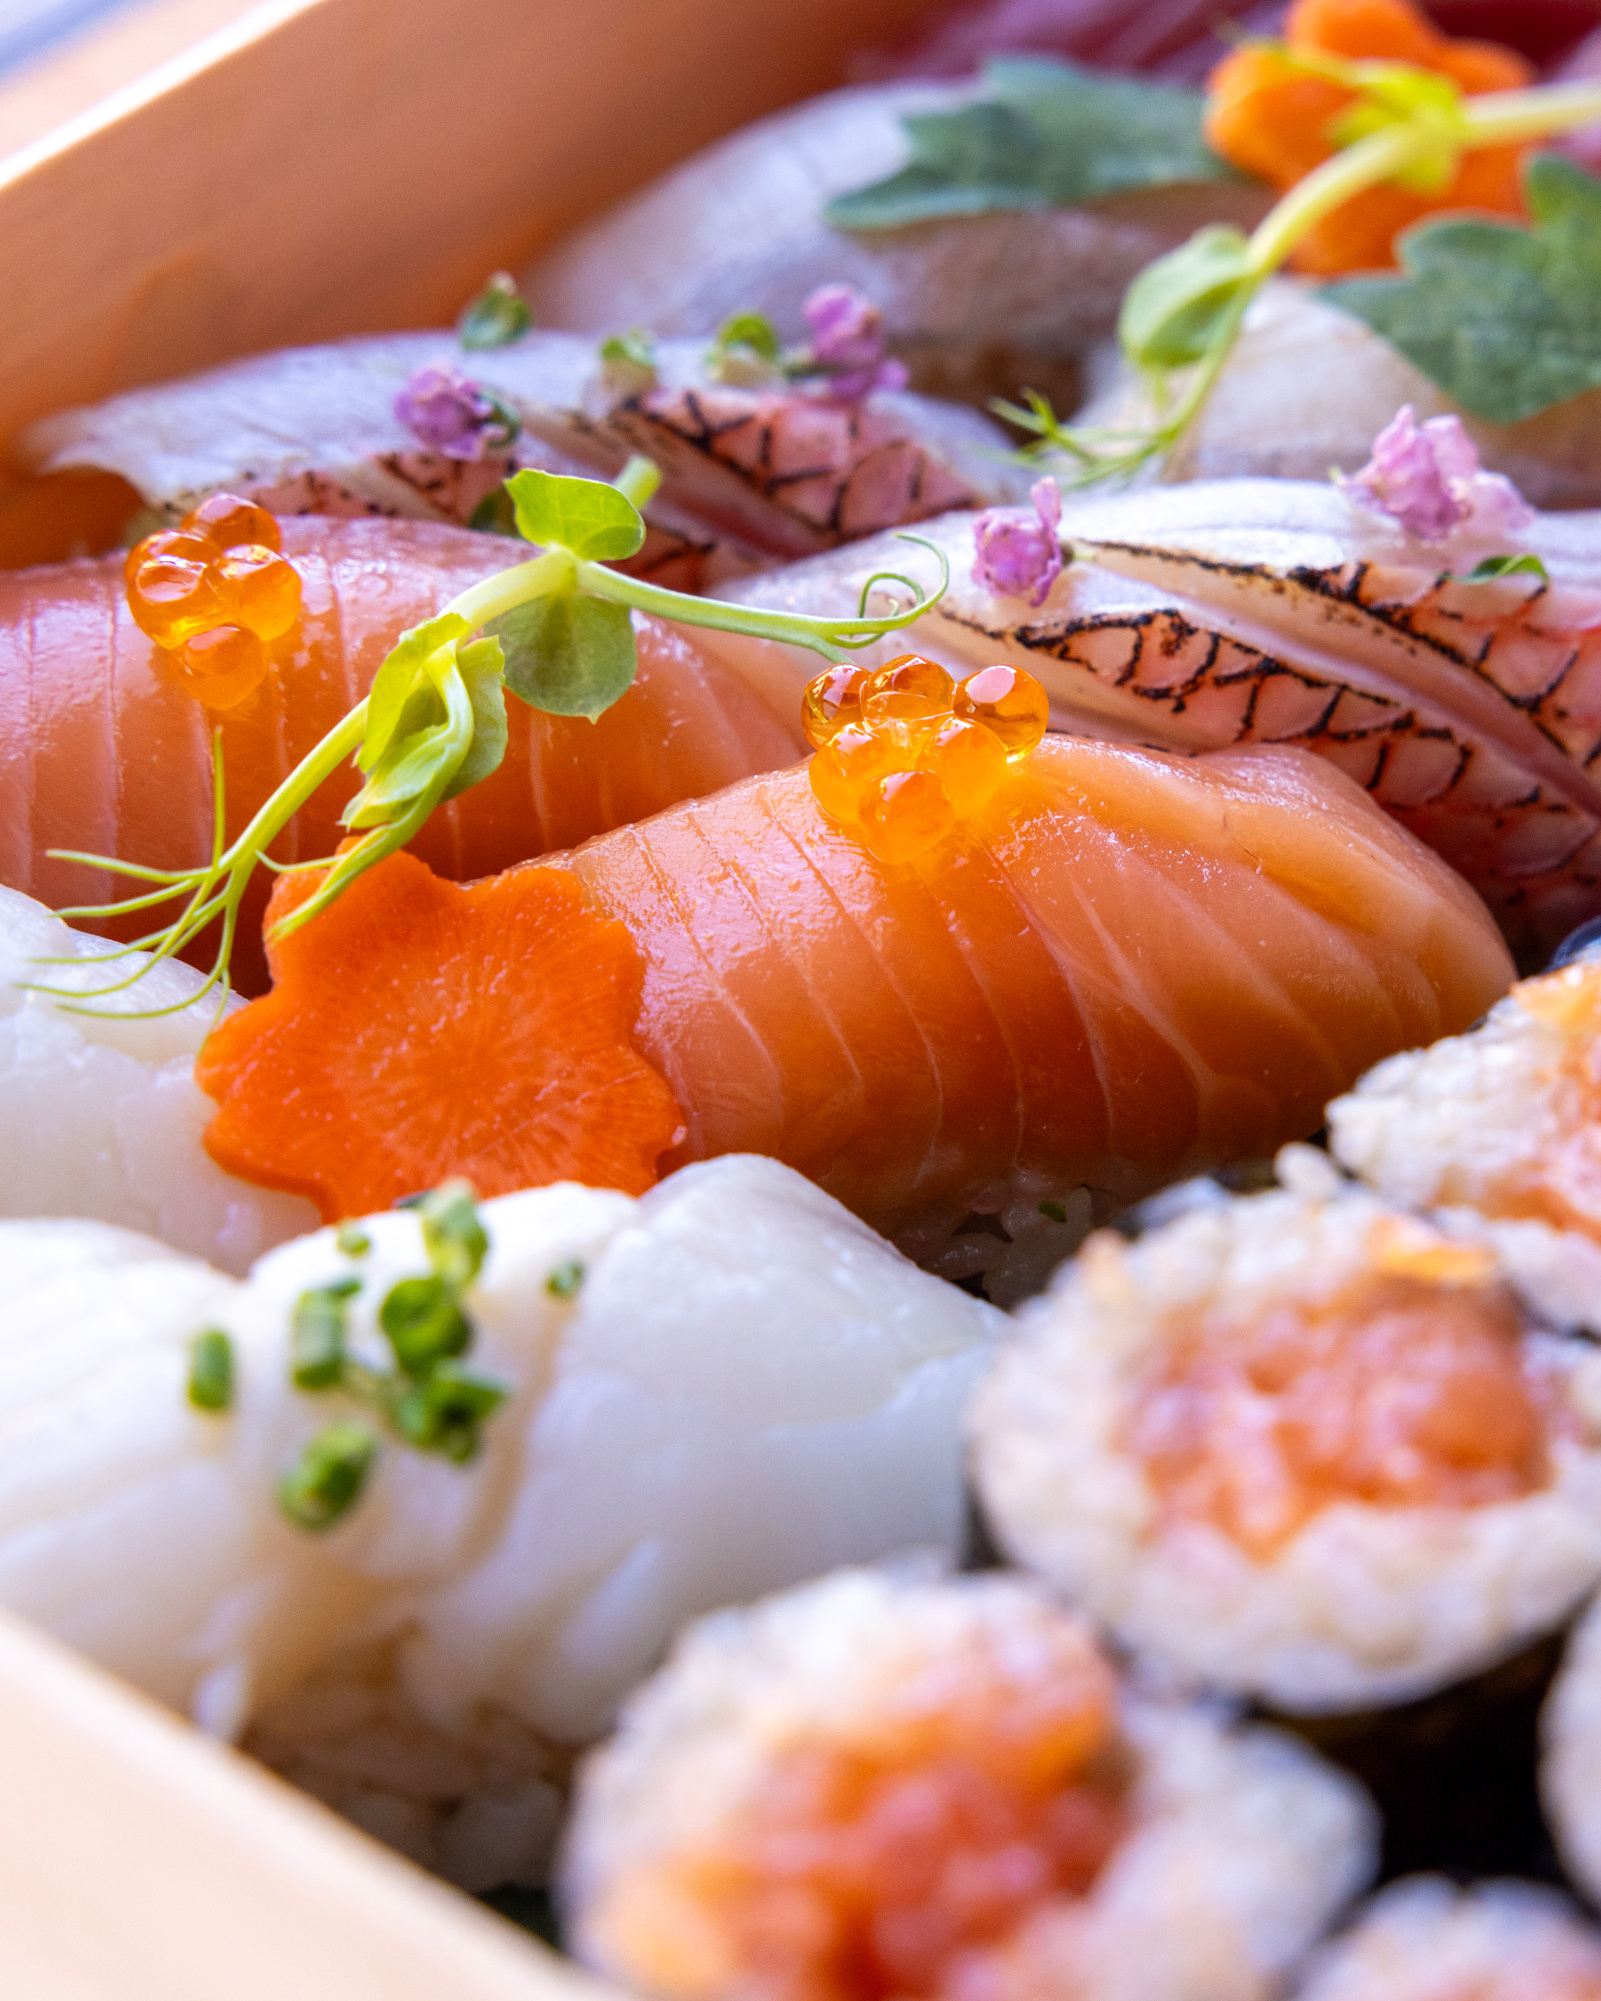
[0,516,807,993]
[195,732,1511,1295]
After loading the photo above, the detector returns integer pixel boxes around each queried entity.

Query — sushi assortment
[13,0,1601,1988]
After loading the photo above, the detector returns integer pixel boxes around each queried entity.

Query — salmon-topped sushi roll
[1539,1590,1601,1908]
[560,1567,1376,2001]
[1291,1878,1601,2001]
[1330,951,1601,1272]
[971,1161,1601,1714]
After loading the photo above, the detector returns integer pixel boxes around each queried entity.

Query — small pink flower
[1338,406,1534,543]
[801,284,908,402]
[972,478,1064,607]
[394,364,516,461]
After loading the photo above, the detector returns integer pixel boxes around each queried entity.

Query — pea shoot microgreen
[995,64,1601,487]
[37,460,948,1011]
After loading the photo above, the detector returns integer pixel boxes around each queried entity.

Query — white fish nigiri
[1075,282,1601,510]
[521,83,1268,409]
[0,1158,997,1888]
[0,886,315,1271]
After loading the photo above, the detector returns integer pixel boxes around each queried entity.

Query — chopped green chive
[336,1223,372,1257]
[291,1277,360,1390]
[546,1258,585,1300]
[419,1179,488,1290]
[457,271,532,351]
[1038,1200,1068,1224]
[379,1272,471,1377]
[599,328,656,369]
[715,311,780,361]
[393,1362,508,1463]
[279,1422,379,1532]
[187,1328,235,1412]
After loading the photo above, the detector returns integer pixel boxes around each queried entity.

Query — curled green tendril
[32,468,949,1009]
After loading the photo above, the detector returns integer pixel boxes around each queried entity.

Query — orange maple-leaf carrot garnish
[1206,0,1533,275]
[195,852,685,1219]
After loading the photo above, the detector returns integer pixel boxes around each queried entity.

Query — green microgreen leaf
[418,1179,489,1289]
[468,485,519,536]
[1323,154,1601,425]
[715,312,781,361]
[457,271,532,350]
[1119,225,1256,370]
[826,57,1243,231]
[440,638,508,802]
[187,1328,234,1412]
[1465,553,1550,581]
[358,613,472,775]
[379,1274,471,1378]
[490,589,637,719]
[279,1422,378,1532]
[336,1224,371,1257]
[291,1277,361,1390]
[546,1258,585,1300]
[392,1361,508,1463]
[505,467,647,561]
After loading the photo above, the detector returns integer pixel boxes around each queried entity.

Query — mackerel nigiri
[197,736,1512,1290]
[0,517,806,994]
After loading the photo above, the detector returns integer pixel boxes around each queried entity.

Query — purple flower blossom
[1338,405,1534,544]
[801,284,908,401]
[972,477,1064,607]
[394,364,516,461]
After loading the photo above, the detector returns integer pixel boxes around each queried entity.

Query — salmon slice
[0,516,806,994]
[549,737,1512,1241]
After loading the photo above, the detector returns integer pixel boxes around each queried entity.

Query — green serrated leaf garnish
[826,57,1242,232]
[1323,154,1601,426]
[505,467,647,561]
[490,590,637,719]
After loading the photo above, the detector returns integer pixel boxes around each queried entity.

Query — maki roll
[970,1162,1601,1714]
[560,1566,1376,2001]
[1291,1877,1601,2000]
[1541,1590,1601,1908]
[1328,955,1601,1270]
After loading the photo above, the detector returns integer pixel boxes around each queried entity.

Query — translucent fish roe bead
[801,665,870,749]
[809,722,897,825]
[860,653,955,726]
[954,664,1049,758]
[126,552,227,648]
[926,715,1008,817]
[212,543,303,642]
[180,492,283,554]
[173,625,270,711]
[860,767,956,864]
[123,527,214,587]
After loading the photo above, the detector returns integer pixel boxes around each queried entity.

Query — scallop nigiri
[193,728,1512,1292]
[0,1162,996,1885]
[0,515,807,993]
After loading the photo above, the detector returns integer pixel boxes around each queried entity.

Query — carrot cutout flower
[195,852,684,1220]
[1206,0,1533,276]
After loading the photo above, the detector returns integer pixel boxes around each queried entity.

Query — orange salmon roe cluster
[1126,1250,1556,1558]
[651,1636,1128,2001]
[125,492,301,711]
[804,654,1048,864]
